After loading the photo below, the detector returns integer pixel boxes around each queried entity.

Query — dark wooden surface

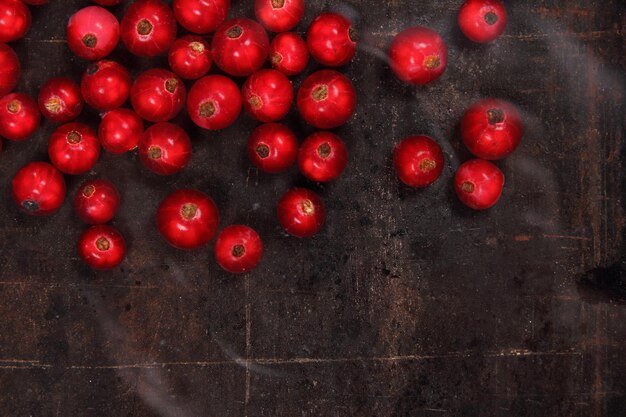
[0,1,625,416]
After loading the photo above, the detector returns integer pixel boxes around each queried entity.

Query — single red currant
[298,131,347,182]
[187,75,241,130]
[48,123,101,175]
[389,26,448,86]
[242,69,293,122]
[78,225,126,270]
[0,0,31,43]
[269,32,309,76]
[168,36,212,80]
[455,159,504,210]
[74,179,120,224]
[139,122,191,175]
[0,93,40,141]
[297,70,356,129]
[278,188,325,238]
[121,0,177,57]
[66,6,119,60]
[12,161,66,215]
[81,60,131,111]
[247,123,298,173]
[393,135,444,187]
[173,0,229,34]
[98,108,144,154]
[157,189,219,250]
[458,0,507,43]
[131,69,186,122]
[38,77,84,123]
[214,225,263,273]
[255,0,304,33]
[0,43,19,96]
[211,18,270,77]
[307,13,357,67]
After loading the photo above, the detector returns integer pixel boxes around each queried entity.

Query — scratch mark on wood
[542,234,592,241]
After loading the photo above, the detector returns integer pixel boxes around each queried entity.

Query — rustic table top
[0,1,624,416]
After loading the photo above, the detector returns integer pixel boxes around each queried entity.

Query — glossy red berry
[131,69,186,123]
[212,18,270,77]
[0,0,31,43]
[214,225,263,273]
[81,60,131,111]
[92,0,122,5]
[297,70,356,129]
[269,32,309,76]
[393,135,444,187]
[168,36,212,80]
[78,225,126,270]
[278,188,325,238]
[461,98,523,160]
[242,69,293,122]
[74,179,120,224]
[0,93,40,141]
[157,189,219,250]
[12,162,66,216]
[38,77,84,123]
[121,0,177,57]
[298,131,347,182]
[247,123,297,173]
[98,108,144,154]
[0,43,19,96]
[458,0,507,43]
[66,6,119,60]
[187,75,241,130]
[255,0,304,33]
[307,13,357,67]
[173,0,229,34]
[139,122,191,175]
[48,123,100,175]
[455,159,504,210]
[389,26,448,86]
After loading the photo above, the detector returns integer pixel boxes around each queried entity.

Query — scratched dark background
[0,0,624,416]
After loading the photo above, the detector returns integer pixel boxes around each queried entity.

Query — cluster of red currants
[389,0,523,210]
[1,0,358,273]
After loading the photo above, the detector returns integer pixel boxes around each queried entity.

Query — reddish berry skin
[48,123,101,175]
[247,123,298,173]
[78,225,126,270]
[66,6,119,61]
[278,188,325,238]
[173,0,229,35]
[461,98,523,160]
[214,225,263,274]
[121,0,177,57]
[297,70,356,129]
[74,179,120,224]
[255,0,304,33]
[12,162,66,216]
[298,131,348,182]
[139,122,191,175]
[389,26,448,86]
[92,0,122,6]
[81,60,131,111]
[212,18,270,77]
[0,43,19,96]
[458,0,507,43]
[0,93,40,141]
[157,189,219,250]
[307,13,357,67]
[455,159,504,210]
[0,0,31,43]
[269,32,309,76]
[187,75,241,130]
[168,36,212,80]
[393,135,444,187]
[131,69,186,123]
[38,78,84,123]
[242,69,293,123]
[98,108,144,154]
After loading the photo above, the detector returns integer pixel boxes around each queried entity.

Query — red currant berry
[173,0,229,34]
[98,108,144,154]
[212,18,269,77]
[0,0,31,43]
[157,189,219,250]
[78,225,126,270]
[121,0,177,57]
[12,162,66,216]
[66,6,119,60]
[81,60,131,111]
[458,0,507,43]
[298,131,347,182]
[277,188,325,238]
[38,77,84,123]
[389,26,448,86]
[307,13,357,67]
[168,36,212,80]
[247,123,297,173]
[74,179,120,224]
[131,69,186,123]
[187,75,241,130]
[269,32,309,76]
[139,122,191,175]
[48,123,100,175]
[455,159,504,210]
[0,93,40,141]
[214,225,263,273]
[242,69,293,122]
[297,70,356,129]
[0,43,19,96]
[255,0,304,33]
[393,135,444,187]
